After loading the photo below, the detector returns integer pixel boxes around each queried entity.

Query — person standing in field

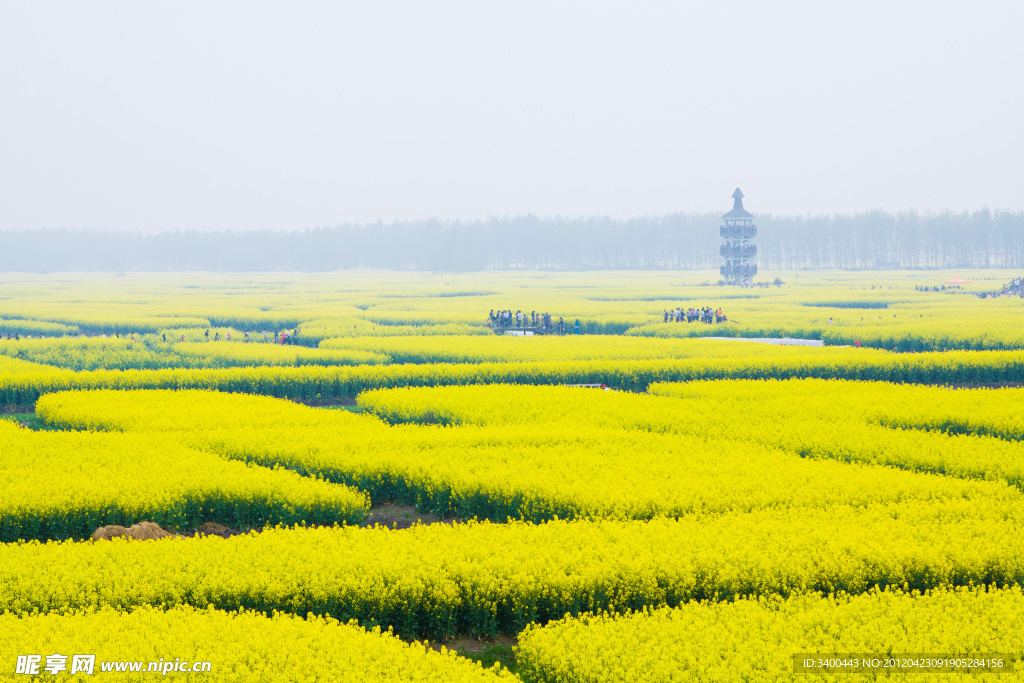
[574,319,580,334]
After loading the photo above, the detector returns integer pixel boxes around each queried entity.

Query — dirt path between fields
[362,503,461,529]
[427,634,518,656]
[156,504,461,539]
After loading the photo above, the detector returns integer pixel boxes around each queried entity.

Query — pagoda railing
[720,224,757,239]
[720,244,757,258]
[720,264,758,279]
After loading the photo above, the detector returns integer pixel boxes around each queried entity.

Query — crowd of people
[664,307,728,324]
[915,284,961,292]
[488,310,580,334]
[197,328,301,344]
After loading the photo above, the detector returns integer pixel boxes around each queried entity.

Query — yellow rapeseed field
[3,270,1024,678]
[0,418,368,541]
[35,389,1016,522]
[358,381,1024,488]
[517,587,1024,682]
[4,500,1024,640]
[0,605,515,681]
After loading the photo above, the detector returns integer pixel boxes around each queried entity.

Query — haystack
[91,521,178,541]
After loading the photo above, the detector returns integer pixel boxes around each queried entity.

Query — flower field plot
[4,344,1024,409]
[358,380,1024,488]
[1,270,1023,354]
[4,501,1024,641]
[0,418,368,542]
[0,336,389,371]
[517,587,1024,683]
[319,333,800,364]
[34,389,1016,522]
[0,606,514,682]
[3,270,1024,679]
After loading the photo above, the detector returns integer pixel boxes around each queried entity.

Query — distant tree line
[1,209,1021,272]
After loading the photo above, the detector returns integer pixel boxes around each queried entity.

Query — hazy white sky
[1,1,1021,232]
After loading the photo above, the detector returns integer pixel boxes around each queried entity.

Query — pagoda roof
[722,187,754,219]
[722,207,754,219]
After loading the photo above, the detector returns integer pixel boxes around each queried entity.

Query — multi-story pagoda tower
[720,188,757,285]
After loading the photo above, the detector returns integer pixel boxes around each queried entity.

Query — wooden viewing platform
[980,276,1024,298]
[488,323,567,335]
